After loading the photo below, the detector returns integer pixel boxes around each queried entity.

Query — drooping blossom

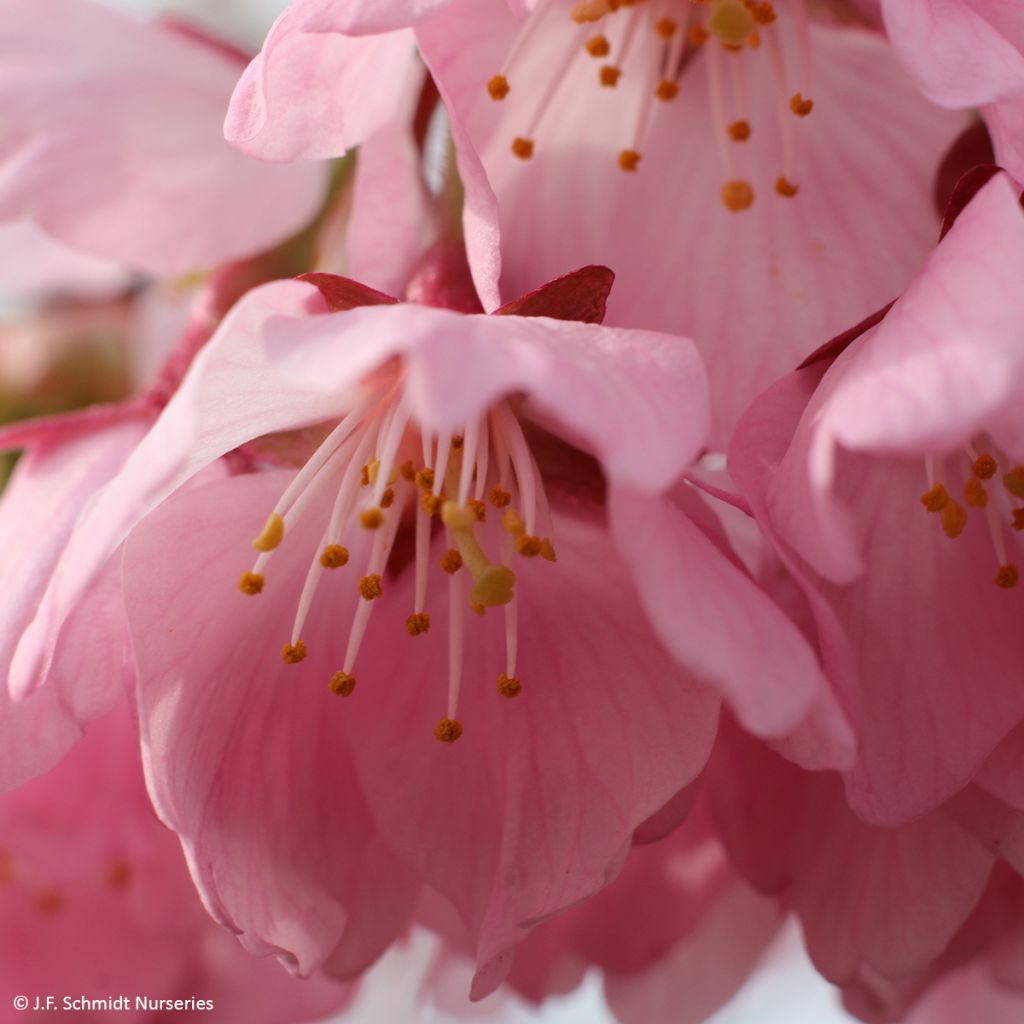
[728,171,1024,826]
[879,0,1024,185]
[0,0,326,276]
[227,0,967,442]
[89,262,838,994]
[0,705,351,1022]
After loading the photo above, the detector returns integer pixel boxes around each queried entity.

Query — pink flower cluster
[1,0,1023,1020]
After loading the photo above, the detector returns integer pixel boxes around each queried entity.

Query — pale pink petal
[907,964,1024,1024]
[604,880,782,1024]
[0,0,325,275]
[346,72,436,295]
[125,471,420,976]
[425,8,966,442]
[225,5,419,161]
[286,0,454,35]
[880,0,1024,108]
[267,302,710,491]
[610,483,832,740]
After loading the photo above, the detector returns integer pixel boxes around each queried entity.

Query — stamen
[320,545,349,569]
[282,641,307,664]
[728,120,751,141]
[708,0,754,46]
[1004,466,1024,500]
[586,34,611,56]
[600,65,622,87]
[238,571,264,595]
[360,507,384,530]
[252,513,284,552]
[974,453,998,480]
[964,476,988,508]
[656,79,679,100]
[406,612,431,636]
[512,136,535,159]
[488,74,510,100]
[721,179,754,211]
[996,565,1020,589]
[619,148,642,171]
[440,549,463,574]
[329,671,356,696]
[775,176,798,197]
[497,673,522,698]
[790,92,813,117]
[435,718,464,743]
[359,574,383,600]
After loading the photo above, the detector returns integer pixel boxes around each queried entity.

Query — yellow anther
[238,571,265,595]
[1004,466,1024,499]
[282,641,307,664]
[451,435,464,450]
[619,149,641,172]
[359,574,383,600]
[656,79,679,101]
[540,538,558,562]
[488,485,512,508]
[964,476,988,508]
[320,544,350,569]
[442,500,478,531]
[107,862,133,890]
[721,179,754,211]
[469,600,487,617]
[996,564,1020,589]
[655,17,677,37]
[512,137,535,160]
[497,673,522,698]
[440,549,463,574]
[599,65,622,87]
[435,718,464,743]
[36,889,64,916]
[421,492,442,516]
[329,671,356,696]
[790,92,814,117]
[361,458,380,486]
[973,453,998,479]
[380,487,396,509]
[516,535,544,557]
[921,482,949,512]
[400,460,416,481]
[251,513,284,552]
[488,74,510,100]
[728,120,751,141]
[415,467,435,490]
[687,23,709,46]
[468,499,487,522]
[585,34,611,56]
[708,0,754,45]
[775,176,799,197]
[940,500,967,539]
[360,506,384,530]
[750,1,776,24]
[406,612,431,636]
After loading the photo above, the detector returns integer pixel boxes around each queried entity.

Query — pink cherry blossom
[0,705,351,1022]
[729,171,1024,826]
[61,263,831,995]
[229,0,969,442]
[880,0,1024,184]
[0,0,326,276]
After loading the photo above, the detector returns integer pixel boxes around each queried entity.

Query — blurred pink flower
[0,0,325,276]
[728,171,1024,826]
[0,706,350,1022]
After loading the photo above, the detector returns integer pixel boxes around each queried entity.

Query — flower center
[487,0,814,211]
[919,446,1024,588]
[237,384,558,743]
